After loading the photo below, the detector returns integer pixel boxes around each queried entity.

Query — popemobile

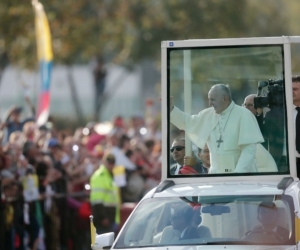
[91,36,300,249]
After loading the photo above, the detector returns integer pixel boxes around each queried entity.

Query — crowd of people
[2,76,300,249]
[0,102,162,250]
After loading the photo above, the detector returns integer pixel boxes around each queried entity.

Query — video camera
[253,79,284,109]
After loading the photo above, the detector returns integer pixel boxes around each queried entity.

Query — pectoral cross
[216,135,223,148]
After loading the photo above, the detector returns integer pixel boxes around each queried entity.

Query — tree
[1,0,300,120]
[1,0,299,68]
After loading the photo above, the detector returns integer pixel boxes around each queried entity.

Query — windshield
[115,195,295,247]
[168,45,289,176]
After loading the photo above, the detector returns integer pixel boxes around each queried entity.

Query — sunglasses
[170,146,185,153]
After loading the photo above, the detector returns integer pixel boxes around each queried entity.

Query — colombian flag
[32,0,53,126]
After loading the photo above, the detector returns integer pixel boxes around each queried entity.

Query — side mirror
[93,232,115,250]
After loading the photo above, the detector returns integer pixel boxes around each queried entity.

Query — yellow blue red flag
[32,0,53,126]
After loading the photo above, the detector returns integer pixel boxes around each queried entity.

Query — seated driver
[160,204,199,243]
[245,201,289,242]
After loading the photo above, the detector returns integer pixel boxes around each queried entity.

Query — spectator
[121,149,144,203]
[198,144,210,174]
[23,121,37,142]
[0,101,164,248]
[140,140,161,190]
[84,122,106,154]
[90,152,120,234]
[144,118,162,141]
[112,116,127,136]
[47,138,68,249]
[2,97,35,144]
[20,164,42,249]
[108,133,136,171]
[127,114,146,142]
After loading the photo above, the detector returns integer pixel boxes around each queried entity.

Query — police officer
[90,152,120,234]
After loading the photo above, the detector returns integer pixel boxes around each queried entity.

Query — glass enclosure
[114,195,294,247]
[168,45,289,176]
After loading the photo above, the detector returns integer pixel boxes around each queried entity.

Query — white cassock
[256,144,278,172]
[171,101,264,173]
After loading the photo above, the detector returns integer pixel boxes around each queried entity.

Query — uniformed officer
[90,152,120,234]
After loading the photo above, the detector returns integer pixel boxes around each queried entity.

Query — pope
[170,84,264,173]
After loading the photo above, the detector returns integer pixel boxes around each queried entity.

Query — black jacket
[179,226,200,240]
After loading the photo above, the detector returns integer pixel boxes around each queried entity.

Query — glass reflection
[168,46,288,176]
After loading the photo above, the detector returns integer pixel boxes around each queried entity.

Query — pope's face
[208,88,226,114]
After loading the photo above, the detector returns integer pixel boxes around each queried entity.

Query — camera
[253,79,284,109]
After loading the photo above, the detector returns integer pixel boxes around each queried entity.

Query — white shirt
[110,146,136,170]
[181,227,188,238]
[172,164,183,175]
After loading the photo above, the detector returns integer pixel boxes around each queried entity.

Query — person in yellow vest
[90,152,120,234]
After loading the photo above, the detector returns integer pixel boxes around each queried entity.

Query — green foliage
[0,0,300,69]
[0,1,36,69]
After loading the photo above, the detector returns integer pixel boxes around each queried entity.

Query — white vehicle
[92,36,300,249]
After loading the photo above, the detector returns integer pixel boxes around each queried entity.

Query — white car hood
[114,245,295,250]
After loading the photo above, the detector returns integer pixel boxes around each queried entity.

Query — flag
[32,0,53,126]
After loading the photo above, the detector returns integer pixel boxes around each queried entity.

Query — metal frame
[161,36,300,184]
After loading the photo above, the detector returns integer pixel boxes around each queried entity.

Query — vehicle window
[168,45,289,176]
[114,195,294,248]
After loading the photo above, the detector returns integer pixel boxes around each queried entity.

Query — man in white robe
[170,84,264,173]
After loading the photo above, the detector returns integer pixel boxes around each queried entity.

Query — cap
[48,138,60,148]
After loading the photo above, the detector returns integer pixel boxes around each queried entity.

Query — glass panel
[114,195,294,247]
[168,45,289,176]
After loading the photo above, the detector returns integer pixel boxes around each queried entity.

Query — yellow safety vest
[90,165,120,224]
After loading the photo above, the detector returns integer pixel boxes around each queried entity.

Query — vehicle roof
[146,181,286,199]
